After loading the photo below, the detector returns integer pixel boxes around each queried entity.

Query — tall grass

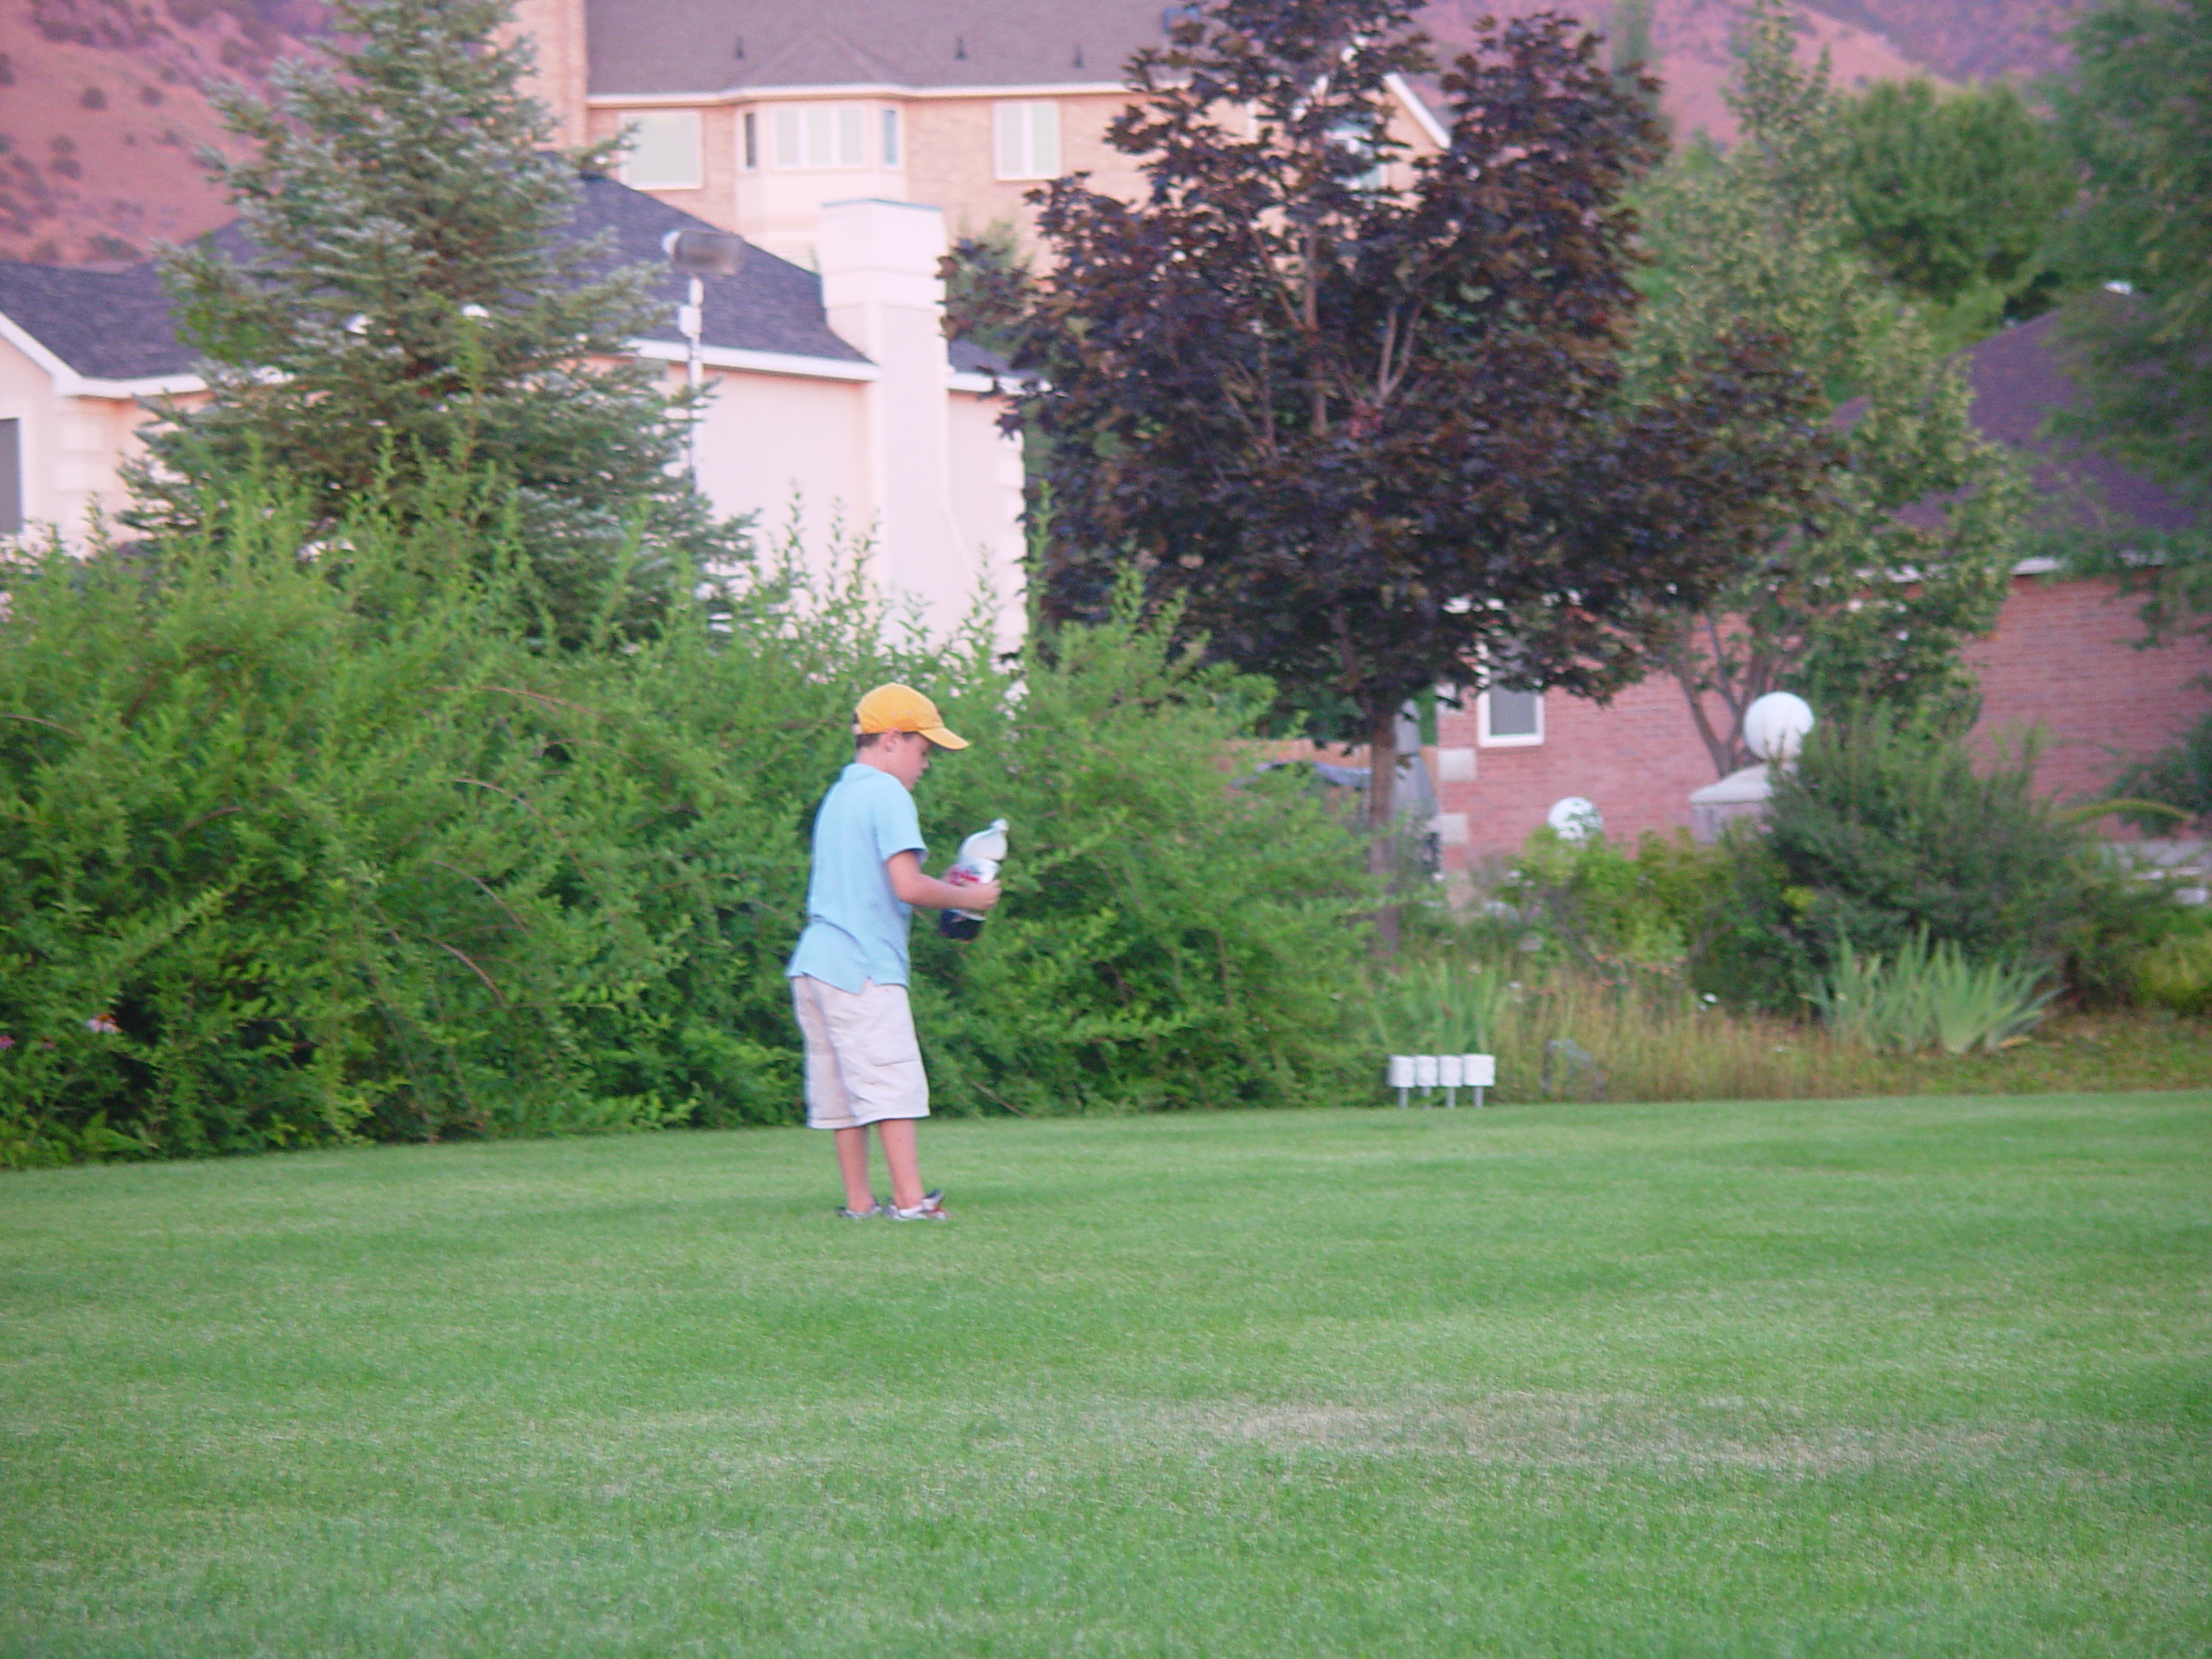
[1808,935,2054,1054]
[1487,977,1831,1103]
[1370,958,1510,1055]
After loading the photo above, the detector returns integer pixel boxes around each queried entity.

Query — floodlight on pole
[661,228,750,482]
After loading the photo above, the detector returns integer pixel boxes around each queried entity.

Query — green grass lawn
[3,1096,2208,1657]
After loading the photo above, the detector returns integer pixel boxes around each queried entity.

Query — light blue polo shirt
[786,763,928,993]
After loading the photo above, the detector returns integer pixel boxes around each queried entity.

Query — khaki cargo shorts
[790,975,931,1130]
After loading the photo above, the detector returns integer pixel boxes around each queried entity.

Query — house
[0,177,1027,647]
[1423,311,2212,865]
[510,0,1448,267]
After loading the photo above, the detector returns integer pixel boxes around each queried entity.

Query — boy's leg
[877,1118,925,1212]
[795,975,876,1211]
[834,1126,875,1213]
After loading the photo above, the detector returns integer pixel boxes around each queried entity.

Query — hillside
[1419,0,2085,143]
[4,0,2085,268]
[0,0,317,264]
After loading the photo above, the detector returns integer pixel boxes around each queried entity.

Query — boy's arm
[886,851,1001,912]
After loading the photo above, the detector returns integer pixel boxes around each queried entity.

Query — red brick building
[1421,314,2212,867]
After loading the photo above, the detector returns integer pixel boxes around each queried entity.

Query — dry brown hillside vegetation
[0,0,317,264]
[1419,0,2083,142]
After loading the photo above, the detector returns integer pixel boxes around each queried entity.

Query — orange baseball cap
[855,683,969,748]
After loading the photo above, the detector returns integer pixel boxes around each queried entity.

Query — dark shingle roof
[0,259,194,381]
[1955,309,2192,536]
[947,337,1012,377]
[1840,309,2191,537]
[571,176,868,362]
[0,176,868,383]
[587,0,1172,97]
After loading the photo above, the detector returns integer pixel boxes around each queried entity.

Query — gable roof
[1955,309,2192,537]
[570,175,868,364]
[0,260,194,385]
[0,176,869,388]
[1837,308,2192,539]
[587,0,1173,98]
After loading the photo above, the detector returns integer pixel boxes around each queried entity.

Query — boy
[787,683,1001,1221]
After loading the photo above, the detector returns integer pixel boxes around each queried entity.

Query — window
[994,100,1059,180]
[881,106,901,167]
[0,419,20,536]
[620,109,702,189]
[773,104,866,169]
[1478,687,1543,747]
[1330,120,1388,191]
[741,111,758,170]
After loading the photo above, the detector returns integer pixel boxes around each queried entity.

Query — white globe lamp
[1547,796,1603,842]
[1743,692,1815,763]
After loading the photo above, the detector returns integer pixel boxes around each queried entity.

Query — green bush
[0,484,1375,1166]
[2109,709,2212,834]
[2133,916,2212,1015]
[906,607,1376,1115]
[1732,716,2171,1007]
[1488,825,1777,1001]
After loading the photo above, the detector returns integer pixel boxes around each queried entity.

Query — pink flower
[0,1034,13,1049]
[86,1014,120,1035]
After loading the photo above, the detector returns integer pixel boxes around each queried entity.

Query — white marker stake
[1464,1053,1496,1109]
[1413,1054,1440,1108]
[1388,1054,1414,1109]
[1438,1052,1465,1109]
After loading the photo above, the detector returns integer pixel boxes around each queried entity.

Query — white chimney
[817,199,972,635]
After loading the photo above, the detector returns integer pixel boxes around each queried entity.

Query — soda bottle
[937,818,1007,941]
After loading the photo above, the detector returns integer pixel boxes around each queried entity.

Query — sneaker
[836,1200,887,1218]
[887,1188,949,1222]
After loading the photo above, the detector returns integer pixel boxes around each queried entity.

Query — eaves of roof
[0,259,199,385]
[0,176,874,392]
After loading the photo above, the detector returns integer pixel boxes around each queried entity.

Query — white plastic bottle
[938,818,1007,940]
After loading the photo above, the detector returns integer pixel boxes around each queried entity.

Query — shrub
[906,595,1376,1116]
[0,486,1376,1166]
[1734,715,2171,1006]
[2109,709,2212,834]
[1483,825,1792,1007]
[0,488,717,1166]
[2133,916,2212,1015]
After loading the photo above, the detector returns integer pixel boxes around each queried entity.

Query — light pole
[660,228,749,484]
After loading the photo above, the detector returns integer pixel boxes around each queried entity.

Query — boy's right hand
[957,880,1002,912]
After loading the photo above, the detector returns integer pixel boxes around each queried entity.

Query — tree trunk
[1367,698,1402,955]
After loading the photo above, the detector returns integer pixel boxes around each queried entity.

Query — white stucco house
[0,175,1027,646]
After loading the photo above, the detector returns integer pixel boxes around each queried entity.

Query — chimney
[817,200,975,635]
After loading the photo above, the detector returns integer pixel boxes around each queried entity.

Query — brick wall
[1414,575,2212,866]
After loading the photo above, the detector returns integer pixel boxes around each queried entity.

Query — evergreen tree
[1632,0,2026,777]
[127,0,744,638]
